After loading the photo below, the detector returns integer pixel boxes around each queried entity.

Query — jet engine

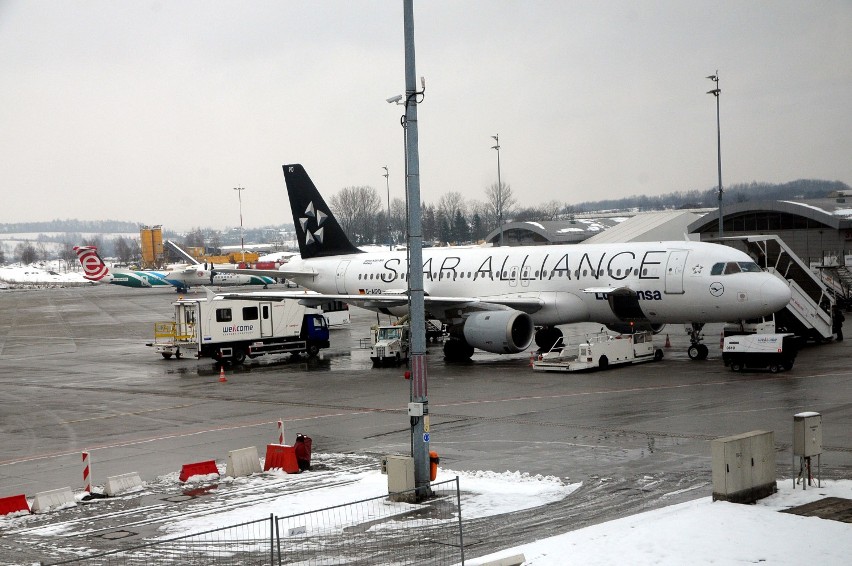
[462,310,535,354]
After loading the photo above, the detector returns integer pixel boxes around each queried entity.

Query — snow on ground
[0,264,89,286]
[468,479,852,566]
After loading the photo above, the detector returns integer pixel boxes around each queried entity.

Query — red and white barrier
[82,451,91,493]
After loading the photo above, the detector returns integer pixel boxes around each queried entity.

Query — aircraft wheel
[599,355,609,369]
[698,344,709,360]
[443,339,473,362]
[535,327,563,351]
[161,353,173,359]
[687,345,700,360]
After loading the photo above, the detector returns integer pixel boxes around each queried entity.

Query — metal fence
[42,478,464,566]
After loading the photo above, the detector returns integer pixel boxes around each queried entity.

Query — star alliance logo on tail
[300,201,328,247]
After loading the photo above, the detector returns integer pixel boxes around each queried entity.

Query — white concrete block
[476,554,527,566]
[105,472,143,496]
[31,487,76,513]
[226,446,262,478]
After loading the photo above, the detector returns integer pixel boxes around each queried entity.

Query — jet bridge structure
[719,235,833,341]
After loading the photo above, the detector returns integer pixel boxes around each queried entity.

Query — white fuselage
[285,240,791,326]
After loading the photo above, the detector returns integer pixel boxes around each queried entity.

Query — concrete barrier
[475,554,527,566]
[105,472,144,496]
[31,487,75,513]
[226,446,262,478]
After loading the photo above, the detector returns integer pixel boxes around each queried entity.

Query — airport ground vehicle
[148,291,329,363]
[532,331,662,372]
[721,333,799,373]
[370,324,410,366]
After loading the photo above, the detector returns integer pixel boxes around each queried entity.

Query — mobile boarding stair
[719,235,833,342]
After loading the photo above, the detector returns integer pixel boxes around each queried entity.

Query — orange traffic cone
[219,366,227,383]
[664,334,671,348]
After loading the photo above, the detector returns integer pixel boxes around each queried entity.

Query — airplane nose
[761,276,792,311]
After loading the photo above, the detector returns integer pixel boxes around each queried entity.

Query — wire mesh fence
[41,478,464,566]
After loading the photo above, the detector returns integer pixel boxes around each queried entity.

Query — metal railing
[41,479,464,566]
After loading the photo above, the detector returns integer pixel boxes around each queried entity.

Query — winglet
[282,164,363,259]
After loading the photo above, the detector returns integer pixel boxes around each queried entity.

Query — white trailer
[533,331,663,372]
[722,333,799,372]
[148,290,329,364]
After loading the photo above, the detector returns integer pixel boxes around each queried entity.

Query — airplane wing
[213,289,544,315]
[211,266,315,279]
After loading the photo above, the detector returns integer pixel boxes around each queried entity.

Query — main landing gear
[686,322,709,360]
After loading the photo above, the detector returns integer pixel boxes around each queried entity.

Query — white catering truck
[148,290,330,363]
[533,331,663,372]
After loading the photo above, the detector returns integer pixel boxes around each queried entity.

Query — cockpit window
[711,261,762,276]
[738,262,762,273]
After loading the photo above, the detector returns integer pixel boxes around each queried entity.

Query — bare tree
[114,236,133,264]
[330,186,381,244]
[15,242,38,264]
[485,182,516,226]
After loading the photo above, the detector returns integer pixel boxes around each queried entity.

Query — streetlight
[491,134,503,246]
[233,186,245,264]
[707,72,723,237]
[383,166,392,250]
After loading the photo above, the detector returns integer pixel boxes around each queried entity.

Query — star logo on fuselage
[692,264,704,274]
[299,201,328,247]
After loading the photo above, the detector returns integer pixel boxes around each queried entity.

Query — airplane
[73,246,277,293]
[215,164,793,362]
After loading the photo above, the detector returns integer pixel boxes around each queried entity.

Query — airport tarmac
[1,284,851,562]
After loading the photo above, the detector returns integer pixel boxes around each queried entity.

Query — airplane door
[260,302,272,337]
[665,250,689,294]
[335,260,350,294]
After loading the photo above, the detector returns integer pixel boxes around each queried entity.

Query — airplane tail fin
[73,246,111,281]
[282,164,363,259]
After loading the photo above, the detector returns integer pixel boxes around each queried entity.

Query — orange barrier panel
[263,444,300,474]
[0,494,30,516]
[179,460,219,482]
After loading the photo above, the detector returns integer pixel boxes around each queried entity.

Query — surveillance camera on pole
[386,94,403,104]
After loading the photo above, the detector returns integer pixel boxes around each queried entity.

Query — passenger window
[216,308,232,322]
[242,306,258,320]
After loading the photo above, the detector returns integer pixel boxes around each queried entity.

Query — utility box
[383,455,415,502]
[711,430,777,503]
[793,412,823,457]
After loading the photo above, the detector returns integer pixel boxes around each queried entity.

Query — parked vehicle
[148,289,329,364]
[533,331,662,372]
[722,333,799,372]
[370,324,410,366]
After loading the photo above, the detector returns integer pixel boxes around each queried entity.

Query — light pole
[491,134,503,246]
[383,166,392,250]
[233,186,245,264]
[707,72,723,237]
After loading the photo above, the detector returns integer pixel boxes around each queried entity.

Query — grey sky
[1,1,850,231]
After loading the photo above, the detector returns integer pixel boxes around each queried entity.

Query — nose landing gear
[686,322,709,360]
